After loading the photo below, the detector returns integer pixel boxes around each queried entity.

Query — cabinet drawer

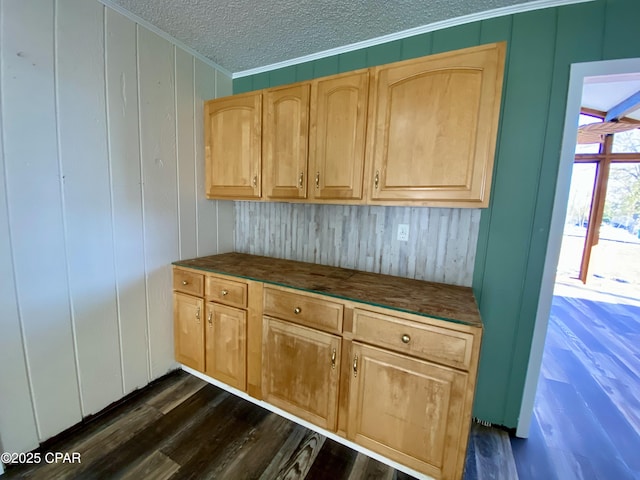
[263,287,343,334]
[206,276,247,308]
[352,309,474,370]
[173,268,204,296]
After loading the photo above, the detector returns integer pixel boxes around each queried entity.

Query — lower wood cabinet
[348,342,469,479]
[173,292,204,371]
[173,263,481,480]
[205,303,247,391]
[262,317,341,430]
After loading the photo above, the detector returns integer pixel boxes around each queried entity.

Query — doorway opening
[513,64,640,479]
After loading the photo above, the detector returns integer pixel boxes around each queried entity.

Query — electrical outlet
[397,224,409,242]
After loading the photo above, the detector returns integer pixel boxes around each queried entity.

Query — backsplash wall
[235,202,481,287]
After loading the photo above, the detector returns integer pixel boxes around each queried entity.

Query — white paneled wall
[235,202,481,286]
[0,0,234,454]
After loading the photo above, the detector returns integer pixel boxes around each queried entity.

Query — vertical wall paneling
[138,27,179,379]
[176,48,197,259]
[506,0,606,424]
[400,33,433,60]
[431,23,481,54]
[215,70,233,99]
[104,7,149,395]
[235,203,480,287]
[233,76,253,94]
[474,9,558,422]
[56,0,122,416]
[472,15,513,305]
[2,0,82,441]
[0,2,40,453]
[295,62,315,83]
[0,0,232,453]
[603,0,640,60]
[194,58,218,256]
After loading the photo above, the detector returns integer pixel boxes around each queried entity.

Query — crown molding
[233,0,594,78]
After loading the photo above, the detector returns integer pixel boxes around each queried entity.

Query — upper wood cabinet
[203,42,505,207]
[309,70,369,201]
[263,83,310,200]
[204,91,262,199]
[368,42,505,207]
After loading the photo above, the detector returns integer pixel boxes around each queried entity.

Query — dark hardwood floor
[512,284,640,480]
[2,370,517,480]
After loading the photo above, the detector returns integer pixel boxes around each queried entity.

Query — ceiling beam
[604,90,640,121]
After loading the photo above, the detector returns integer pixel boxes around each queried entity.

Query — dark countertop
[173,252,482,328]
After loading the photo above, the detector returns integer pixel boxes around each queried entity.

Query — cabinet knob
[221,290,229,296]
[331,348,336,369]
[252,175,257,187]
[353,354,358,377]
[374,170,379,189]
[208,311,213,326]
[294,307,301,314]
[195,306,201,323]
[401,334,411,344]
[298,172,304,188]
[182,280,188,285]
[315,172,320,189]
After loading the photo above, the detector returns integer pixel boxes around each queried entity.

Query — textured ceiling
[108,0,549,73]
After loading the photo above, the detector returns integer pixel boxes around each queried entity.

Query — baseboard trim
[181,365,435,480]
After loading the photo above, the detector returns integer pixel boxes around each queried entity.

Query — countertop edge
[172,254,483,329]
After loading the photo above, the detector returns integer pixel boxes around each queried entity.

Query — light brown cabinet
[203,43,505,207]
[262,317,341,430]
[263,83,310,200]
[309,70,369,201]
[172,267,250,392]
[172,256,482,480]
[348,342,469,479]
[368,43,505,207]
[204,92,262,199]
[205,303,247,391]
[173,292,204,371]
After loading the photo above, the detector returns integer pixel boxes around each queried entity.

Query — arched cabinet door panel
[368,42,506,207]
[205,91,262,199]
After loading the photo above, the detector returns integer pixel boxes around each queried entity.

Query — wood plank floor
[511,283,640,480]
[2,370,517,480]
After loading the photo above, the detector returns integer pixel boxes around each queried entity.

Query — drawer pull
[401,334,411,344]
[331,348,336,369]
[221,290,229,296]
[182,280,188,285]
[195,306,201,323]
[208,311,213,326]
[294,307,301,314]
[353,354,358,377]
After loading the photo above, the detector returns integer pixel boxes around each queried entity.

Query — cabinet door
[173,293,204,371]
[262,317,341,430]
[205,92,262,199]
[348,342,469,479]
[263,84,310,200]
[369,42,505,206]
[205,303,247,391]
[309,70,369,201]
